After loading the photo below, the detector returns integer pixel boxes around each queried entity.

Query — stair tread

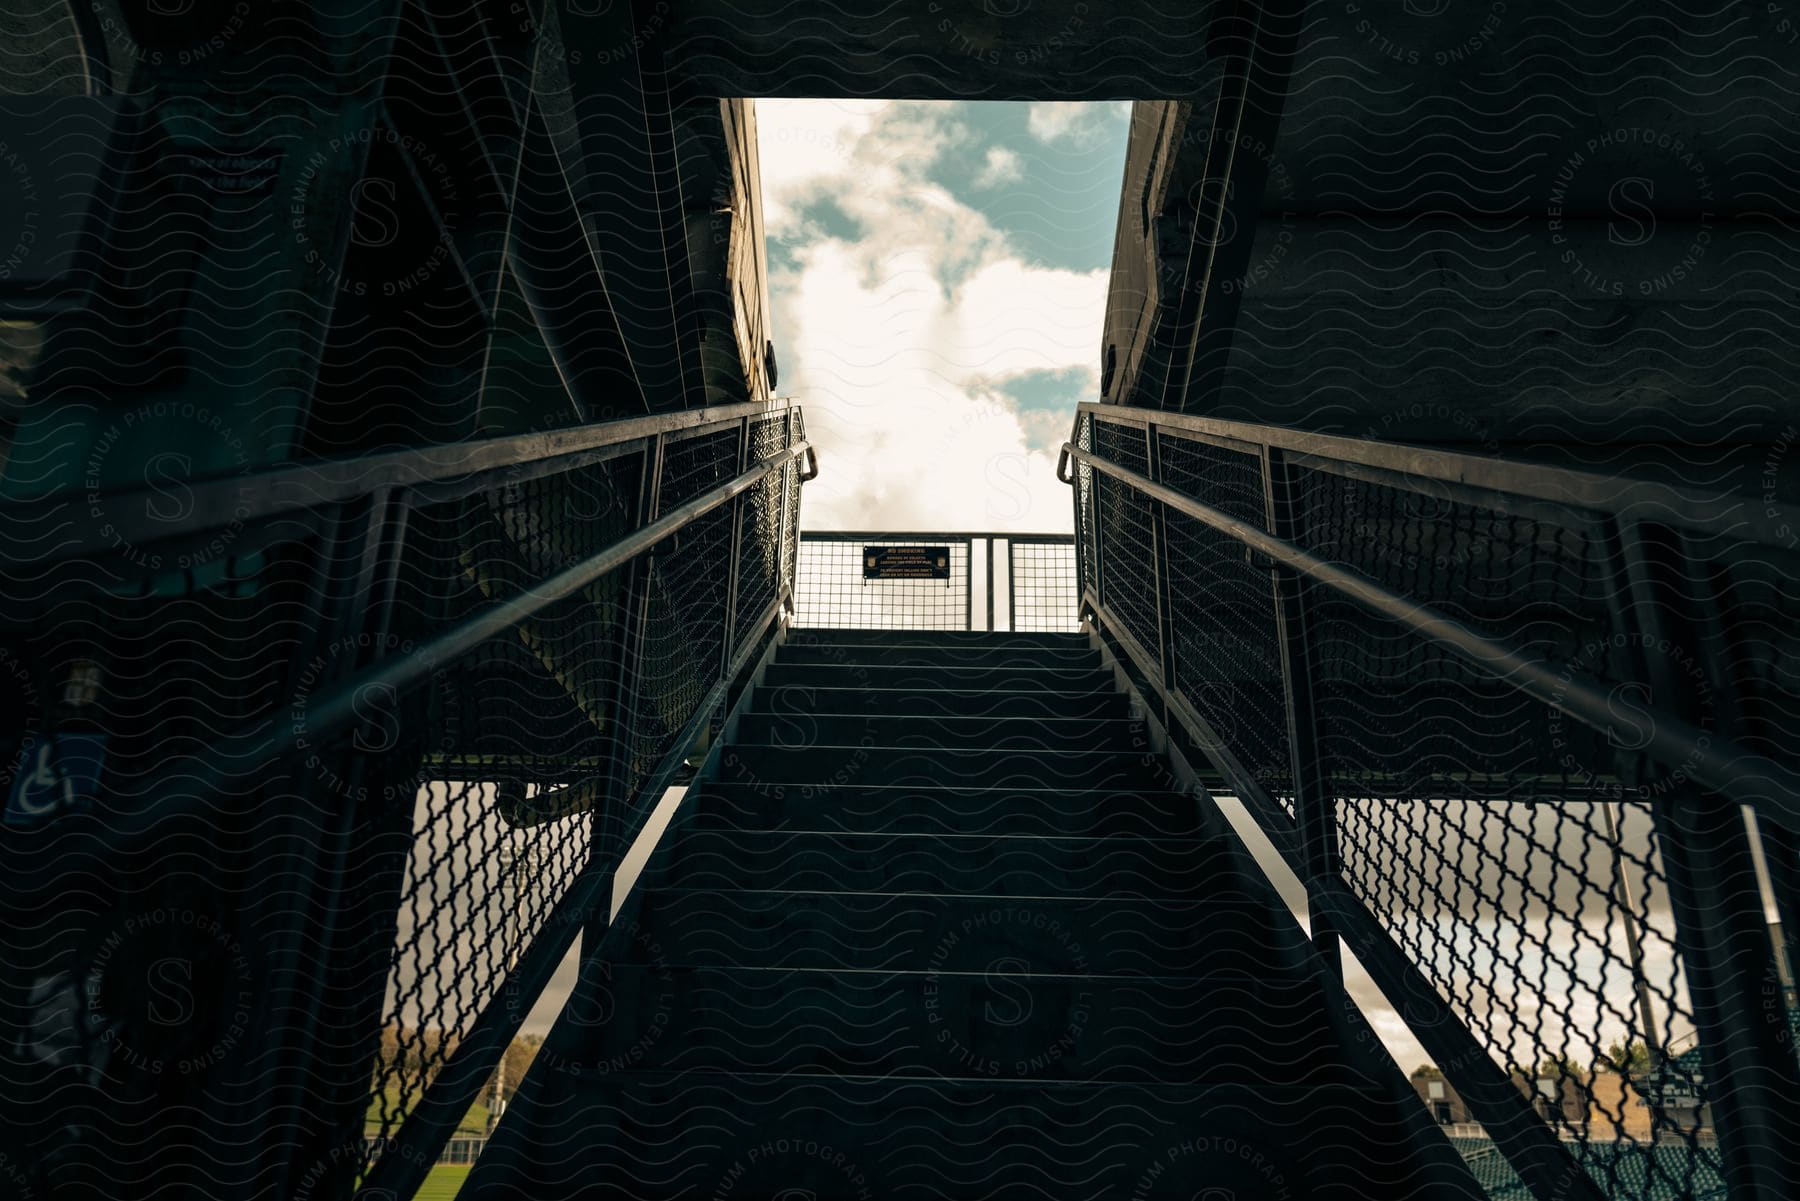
[621,891,1311,976]
[735,715,1144,752]
[567,963,1349,1083]
[756,685,1127,717]
[465,1072,1446,1200]
[717,743,1170,790]
[641,828,1240,898]
[687,785,1205,837]
[777,643,1099,668]
[763,662,1116,690]
[787,628,1087,646]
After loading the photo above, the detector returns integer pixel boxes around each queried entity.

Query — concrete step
[465,1072,1449,1201]
[733,713,1147,752]
[763,660,1114,692]
[685,784,1203,838]
[753,684,1129,719]
[786,627,1087,649]
[776,641,1100,669]
[717,744,1168,790]
[624,890,1311,975]
[639,829,1230,898]
[568,964,1349,1084]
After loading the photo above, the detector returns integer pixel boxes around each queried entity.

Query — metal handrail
[1072,402,1798,547]
[78,439,810,854]
[1062,439,1800,829]
[0,396,801,568]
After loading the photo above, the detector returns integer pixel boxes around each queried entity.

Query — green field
[414,1164,472,1200]
[365,1089,491,1137]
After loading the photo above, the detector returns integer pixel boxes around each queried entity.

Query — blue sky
[757,100,1130,532]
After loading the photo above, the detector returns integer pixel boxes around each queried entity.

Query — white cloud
[773,238,1085,532]
[760,100,1113,534]
[754,99,893,225]
[973,145,1023,189]
[1026,101,1103,144]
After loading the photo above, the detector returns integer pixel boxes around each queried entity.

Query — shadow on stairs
[465,628,1482,1200]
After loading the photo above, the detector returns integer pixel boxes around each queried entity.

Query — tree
[1604,1039,1650,1075]
[483,1033,544,1110]
[1538,1053,1581,1079]
[1411,1064,1445,1081]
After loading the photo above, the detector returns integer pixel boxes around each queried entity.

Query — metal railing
[2,399,812,1201]
[793,531,1077,632]
[1061,402,1800,1201]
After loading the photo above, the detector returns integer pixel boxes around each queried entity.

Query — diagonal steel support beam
[548,0,701,412]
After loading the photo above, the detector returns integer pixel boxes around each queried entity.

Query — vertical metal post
[1065,414,1089,617]
[598,435,664,898]
[1618,520,1800,1200]
[1663,528,1800,1001]
[985,538,995,632]
[1086,417,1107,624]
[718,415,751,676]
[1753,815,1800,1008]
[1006,540,1017,634]
[1263,446,1339,973]
[965,537,975,631]
[1145,423,1177,733]
[775,407,796,614]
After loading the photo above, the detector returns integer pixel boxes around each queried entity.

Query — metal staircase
[463,627,1479,1198]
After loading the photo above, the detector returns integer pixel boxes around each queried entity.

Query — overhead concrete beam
[664,0,1226,100]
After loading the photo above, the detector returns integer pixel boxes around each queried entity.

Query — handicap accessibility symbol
[5,733,108,826]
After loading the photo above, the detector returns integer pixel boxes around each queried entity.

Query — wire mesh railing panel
[620,426,742,808]
[1280,463,1731,1193]
[1007,539,1079,632]
[1293,465,1615,654]
[781,463,802,598]
[734,472,785,649]
[629,507,734,782]
[1336,796,1719,1199]
[1158,432,1293,812]
[393,459,637,788]
[748,414,788,465]
[1293,466,1620,804]
[660,426,742,509]
[355,758,600,1180]
[348,452,641,1184]
[793,537,972,630]
[734,410,795,648]
[1092,420,1160,660]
